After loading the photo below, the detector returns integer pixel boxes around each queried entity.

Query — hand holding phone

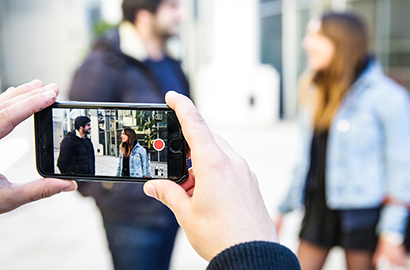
[143,91,279,261]
[0,80,77,215]
[35,101,188,183]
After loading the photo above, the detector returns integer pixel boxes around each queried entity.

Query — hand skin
[274,213,284,237]
[0,80,77,214]
[143,91,279,261]
[373,238,407,268]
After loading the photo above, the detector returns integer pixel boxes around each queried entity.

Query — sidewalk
[0,117,345,270]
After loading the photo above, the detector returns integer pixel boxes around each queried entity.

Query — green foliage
[136,111,161,148]
[93,20,116,37]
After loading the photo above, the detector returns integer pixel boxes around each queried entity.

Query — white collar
[118,21,179,61]
[75,129,83,139]
[75,129,90,139]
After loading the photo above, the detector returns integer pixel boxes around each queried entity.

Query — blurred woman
[117,128,151,178]
[277,12,410,270]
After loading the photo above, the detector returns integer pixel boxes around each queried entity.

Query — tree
[135,111,166,148]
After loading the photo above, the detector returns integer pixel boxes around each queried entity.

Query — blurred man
[69,0,189,269]
[57,116,95,175]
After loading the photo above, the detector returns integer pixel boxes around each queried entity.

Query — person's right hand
[1,79,57,139]
[143,91,279,262]
[0,80,78,214]
[373,238,407,268]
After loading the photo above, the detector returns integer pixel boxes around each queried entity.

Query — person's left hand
[0,80,77,214]
[373,238,407,268]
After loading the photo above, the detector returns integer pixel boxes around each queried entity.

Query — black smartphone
[35,101,188,183]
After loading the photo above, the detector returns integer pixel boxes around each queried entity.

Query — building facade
[261,0,410,118]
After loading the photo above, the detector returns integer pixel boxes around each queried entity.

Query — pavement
[0,116,345,270]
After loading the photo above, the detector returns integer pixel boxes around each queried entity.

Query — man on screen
[57,116,95,175]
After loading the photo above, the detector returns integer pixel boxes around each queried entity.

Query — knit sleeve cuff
[207,241,300,270]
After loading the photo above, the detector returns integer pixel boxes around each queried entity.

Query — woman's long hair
[312,12,368,131]
[121,128,138,158]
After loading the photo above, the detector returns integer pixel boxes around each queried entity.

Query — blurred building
[180,0,280,127]
[0,0,100,99]
[0,0,409,120]
[184,0,410,120]
[263,0,410,118]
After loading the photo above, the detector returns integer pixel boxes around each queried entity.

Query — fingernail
[61,181,77,192]
[166,90,177,96]
[144,182,157,199]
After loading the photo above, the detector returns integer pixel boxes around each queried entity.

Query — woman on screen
[116,128,151,178]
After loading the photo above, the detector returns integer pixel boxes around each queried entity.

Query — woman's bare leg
[298,240,330,270]
[345,250,374,270]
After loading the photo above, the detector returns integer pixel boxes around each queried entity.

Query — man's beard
[153,24,178,40]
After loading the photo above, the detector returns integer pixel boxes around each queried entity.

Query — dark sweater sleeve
[207,241,300,270]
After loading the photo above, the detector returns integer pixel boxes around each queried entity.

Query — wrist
[379,231,404,246]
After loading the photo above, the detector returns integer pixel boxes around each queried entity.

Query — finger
[144,180,190,215]
[165,91,218,153]
[0,84,58,139]
[0,178,77,214]
[0,85,58,112]
[179,170,196,197]
[0,80,44,103]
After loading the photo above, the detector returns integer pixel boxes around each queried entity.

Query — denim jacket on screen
[116,142,151,178]
[279,61,410,235]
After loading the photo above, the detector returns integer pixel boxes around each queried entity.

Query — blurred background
[0,0,409,269]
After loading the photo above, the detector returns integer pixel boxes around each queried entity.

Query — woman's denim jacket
[279,61,410,235]
[116,142,151,178]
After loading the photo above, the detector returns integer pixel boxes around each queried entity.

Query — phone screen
[35,102,188,183]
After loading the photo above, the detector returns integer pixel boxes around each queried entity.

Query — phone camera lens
[170,139,183,153]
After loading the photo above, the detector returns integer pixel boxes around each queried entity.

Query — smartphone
[35,101,188,183]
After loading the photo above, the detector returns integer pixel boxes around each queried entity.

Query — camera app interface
[52,108,168,178]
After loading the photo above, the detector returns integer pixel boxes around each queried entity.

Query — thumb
[1,178,77,214]
[18,178,77,202]
[144,180,190,214]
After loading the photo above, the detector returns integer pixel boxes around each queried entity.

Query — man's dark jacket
[69,28,189,226]
[57,131,95,175]
[70,30,189,103]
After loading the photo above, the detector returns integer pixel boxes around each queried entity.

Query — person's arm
[277,72,314,217]
[372,83,410,267]
[56,136,73,174]
[143,92,300,269]
[0,80,77,214]
[141,148,151,178]
[116,152,122,177]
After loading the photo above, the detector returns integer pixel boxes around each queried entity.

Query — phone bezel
[35,101,188,184]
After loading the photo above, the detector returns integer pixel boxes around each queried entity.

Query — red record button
[153,139,165,151]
